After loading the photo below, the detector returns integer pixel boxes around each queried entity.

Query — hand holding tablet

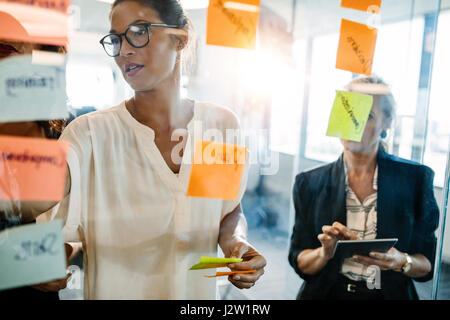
[332,238,398,261]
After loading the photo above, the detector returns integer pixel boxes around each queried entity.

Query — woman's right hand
[318,222,358,260]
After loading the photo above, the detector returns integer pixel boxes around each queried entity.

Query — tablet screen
[332,238,398,261]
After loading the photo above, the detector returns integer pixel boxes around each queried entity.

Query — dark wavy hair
[36,45,67,139]
[36,120,66,139]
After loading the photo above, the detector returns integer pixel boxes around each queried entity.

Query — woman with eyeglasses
[18,0,266,299]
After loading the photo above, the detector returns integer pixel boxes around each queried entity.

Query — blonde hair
[347,75,396,121]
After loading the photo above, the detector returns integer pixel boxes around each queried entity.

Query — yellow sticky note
[189,256,243,270]
[186,141,246,201]
[206,0,260,49]
[341,0,382,13]
[326,91,373,142]
[336,19,378,76]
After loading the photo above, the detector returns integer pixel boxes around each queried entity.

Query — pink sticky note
[0,136,69,201]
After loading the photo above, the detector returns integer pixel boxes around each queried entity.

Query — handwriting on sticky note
[187,141,247,201]
[0,0,70,13]
[336,19,378,76]
[207,0,260,49]
[0,220,66,291]
[0,54,68,122]
[0,136,69,201]
[189,256,243,270]
[0,2,69,46]
[204,270,256,278]
[326,91,373,142]
[341,0,382,13]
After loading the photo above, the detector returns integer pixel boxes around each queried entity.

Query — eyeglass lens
[102,24,150,57]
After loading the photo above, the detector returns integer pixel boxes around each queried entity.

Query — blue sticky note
[0,219,67,291]
[0,53,68,123]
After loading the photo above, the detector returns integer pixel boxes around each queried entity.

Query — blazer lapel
[327,154,347,226]
[376,150,395,239]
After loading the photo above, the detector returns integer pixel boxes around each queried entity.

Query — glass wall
[60,0,449,300]
[432,0,450,301]
[1,0,448,300]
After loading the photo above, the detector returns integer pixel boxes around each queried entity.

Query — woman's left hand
[226,240,266,289]
[353,247,407,272]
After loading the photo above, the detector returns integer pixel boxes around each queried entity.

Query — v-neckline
[118,100,196,192]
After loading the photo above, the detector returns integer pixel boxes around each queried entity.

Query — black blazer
[288,150,440,300]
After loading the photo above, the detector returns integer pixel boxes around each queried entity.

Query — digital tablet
[332,238,398,260]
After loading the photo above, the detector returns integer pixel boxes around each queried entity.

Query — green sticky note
[326,90,373,142]
[189,256,243,270]
[0,220,67,291]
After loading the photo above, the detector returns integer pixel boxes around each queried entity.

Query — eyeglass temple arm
[148,23,180,28]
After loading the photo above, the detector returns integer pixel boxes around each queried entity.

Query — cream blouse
[47,101,249,300]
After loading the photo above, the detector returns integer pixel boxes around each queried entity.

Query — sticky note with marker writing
[0,54,68,122]
[0,1,69,46]
[0,0,70,13]
[341,0,382,13]
[0,136,70,201]
[206,0,260,49]
[326,91,373,142]
[189,256,243,270]
[0,219,67,291]
[186,141,247,201]
[336,19,378,76]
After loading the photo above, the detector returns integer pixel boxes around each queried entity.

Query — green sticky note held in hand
[189,256,243,270]
[326,90,373,142]
[0,219,67,291]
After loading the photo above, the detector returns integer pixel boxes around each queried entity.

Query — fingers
[31,275,70,292]
[321,223,352,240]
[318,233,332,242]
[322,226,340,238]
[229,255,266,271]
[227,243,266,289]
[352,254,392,271]
[228,268,264,289]
[332,222,352,239]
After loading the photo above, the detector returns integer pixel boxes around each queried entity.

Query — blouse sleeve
[409,166,440,282]
[48,118,92,243]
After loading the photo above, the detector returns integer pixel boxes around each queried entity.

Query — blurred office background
[60,0,450,300]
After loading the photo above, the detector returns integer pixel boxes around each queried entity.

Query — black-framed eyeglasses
[99,22,179,57]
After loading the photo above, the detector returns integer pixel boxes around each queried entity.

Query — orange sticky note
[336,19,378,76]
[0,2,69,46]
[0,136,69,201]
[204,270,256,278]
[206,0,260,49]
[186,141,247,201]
[0,0,70,14]
[341,0,382,13]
